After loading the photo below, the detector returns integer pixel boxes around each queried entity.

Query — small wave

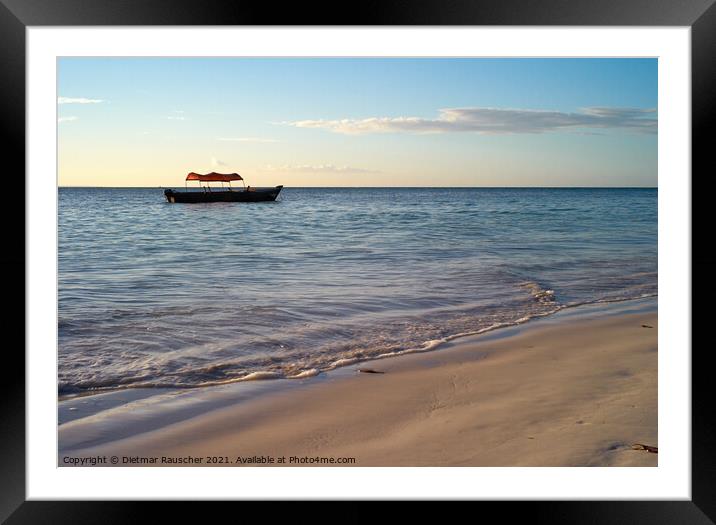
[239,371,283,381]
[566,292,658,309]
[326,309,569,369]
[288,369,321,379]
[421,338,446,351]
[59,305,570,395]
[519,281,557,304]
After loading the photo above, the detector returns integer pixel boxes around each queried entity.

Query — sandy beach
[59,299,657,467]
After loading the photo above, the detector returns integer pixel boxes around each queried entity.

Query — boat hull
[164,186,283,203]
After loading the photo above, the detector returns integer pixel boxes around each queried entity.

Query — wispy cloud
[58,97,103,104]
[262,164,380,174]
[58,116,78,123]
[286,107,658,135]
[211,157,228,167]
[166,110,188,121]
[217,137,278,143]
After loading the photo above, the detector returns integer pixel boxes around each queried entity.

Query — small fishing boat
[164,172,283,203]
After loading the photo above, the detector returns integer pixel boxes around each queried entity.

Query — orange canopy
[186,172,243,182]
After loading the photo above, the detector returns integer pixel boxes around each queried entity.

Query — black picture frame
[3,0,713,521]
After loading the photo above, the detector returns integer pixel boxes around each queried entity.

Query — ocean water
[58,187,657,395]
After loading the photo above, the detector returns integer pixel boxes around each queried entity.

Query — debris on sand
[358,368,385,374]
[632,443,658,453]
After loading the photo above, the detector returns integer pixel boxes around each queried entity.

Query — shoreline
[58,294,655,406]
[59,297,657,466]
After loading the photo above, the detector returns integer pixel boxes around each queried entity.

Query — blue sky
[58,58,657,187]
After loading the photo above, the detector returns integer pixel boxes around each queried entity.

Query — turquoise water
[58,187,657,394]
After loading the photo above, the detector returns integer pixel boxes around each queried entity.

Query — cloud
[58,97,103,104]
[58,116,78,123]
[262,164,380,174]
[167,111,188,121]
[217,137,278,143]
[285,107,657,135]
[211,157,228,167]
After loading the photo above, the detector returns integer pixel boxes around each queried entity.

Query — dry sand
[61,300,657,466]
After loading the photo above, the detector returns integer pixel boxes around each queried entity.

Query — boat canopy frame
[184,172,245,191]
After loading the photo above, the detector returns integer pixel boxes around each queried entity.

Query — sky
[58,58,657,187]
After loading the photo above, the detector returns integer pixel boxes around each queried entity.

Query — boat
[164,172,283,203]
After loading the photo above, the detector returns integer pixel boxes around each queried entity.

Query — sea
[58,187,657,396]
